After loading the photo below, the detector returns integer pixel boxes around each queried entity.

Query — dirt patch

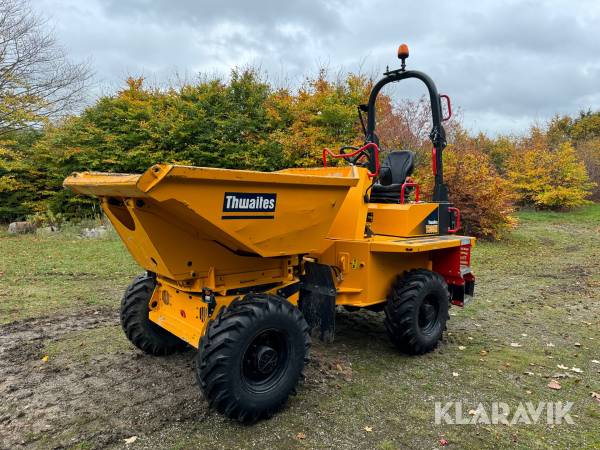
[0,308,363,450]
[0,308,205,449]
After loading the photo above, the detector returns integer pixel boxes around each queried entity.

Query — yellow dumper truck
[64,45,475,423]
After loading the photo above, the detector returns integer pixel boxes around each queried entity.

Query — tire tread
[384,269,449,355]
[196,293,310,423]
[120,273,187,356]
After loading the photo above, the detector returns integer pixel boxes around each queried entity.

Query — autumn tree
[508,128,594,209]
[268,71,371,167]
[575,137,600,200]
[547,112,600,200]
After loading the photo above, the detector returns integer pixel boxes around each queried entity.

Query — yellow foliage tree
[508,135,595,210]
[575,137,600,200]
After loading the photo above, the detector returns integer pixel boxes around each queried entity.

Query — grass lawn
[0,225,138,324]
[0,205,599,449]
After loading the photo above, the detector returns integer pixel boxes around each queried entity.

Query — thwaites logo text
[222,192,276,219]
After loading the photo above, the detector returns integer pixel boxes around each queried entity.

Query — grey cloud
[34,0,600,135]
[100,0,349,38]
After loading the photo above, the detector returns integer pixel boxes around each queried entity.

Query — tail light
[460,243,471,269]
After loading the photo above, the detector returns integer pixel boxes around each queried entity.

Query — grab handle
[440,94,452,121]
[400,182,420,204]
[448,206,461,233]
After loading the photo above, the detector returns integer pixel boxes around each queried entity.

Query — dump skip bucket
[65,164,360,280]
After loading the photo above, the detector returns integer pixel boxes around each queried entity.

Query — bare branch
[0,0,91,134]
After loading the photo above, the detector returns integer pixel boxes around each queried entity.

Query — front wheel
[196,293,310,423]
[384,269,449,355]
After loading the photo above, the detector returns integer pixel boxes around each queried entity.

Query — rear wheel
[196,293,310,423]
[120,273,188,356]
[384,269,449,355]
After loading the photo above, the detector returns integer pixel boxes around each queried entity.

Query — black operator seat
[369,150,415,203]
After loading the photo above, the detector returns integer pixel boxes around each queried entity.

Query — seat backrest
[381,150,415,185]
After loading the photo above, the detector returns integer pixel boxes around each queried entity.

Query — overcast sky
[35,0,600,136]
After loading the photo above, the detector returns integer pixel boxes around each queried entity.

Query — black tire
[196,293,310,423]
[384,269,449,355]
[120,273,188,356]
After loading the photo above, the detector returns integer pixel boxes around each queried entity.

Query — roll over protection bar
[364,69,449,202]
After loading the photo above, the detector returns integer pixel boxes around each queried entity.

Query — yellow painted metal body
[64,163,474,347]
[147,278,299,347]
[316,236,470,308]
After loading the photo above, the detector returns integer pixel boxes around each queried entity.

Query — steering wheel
[338,146,369,166]
[322,142,380,178]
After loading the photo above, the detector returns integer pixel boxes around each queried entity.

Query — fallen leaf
[525,390,532,394]
[458,345,466,350]
[557,364,569,370]
[467,336,474,341]
[546,343,555,347]
[336,363,343,372]
[41,355,49,363]
[364,426,373,432]
[439,438,449,446]
[480,350,488,356]
[571,367,583,373]
[504,362,512,368]
[452,372,459,377]
[124,436,138,444]
[524,371,535,376]
[510,342,522,348]
[296,432,306,440]
[521,333,528,337]
[574,342,582,347]
[547,380,562,390]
